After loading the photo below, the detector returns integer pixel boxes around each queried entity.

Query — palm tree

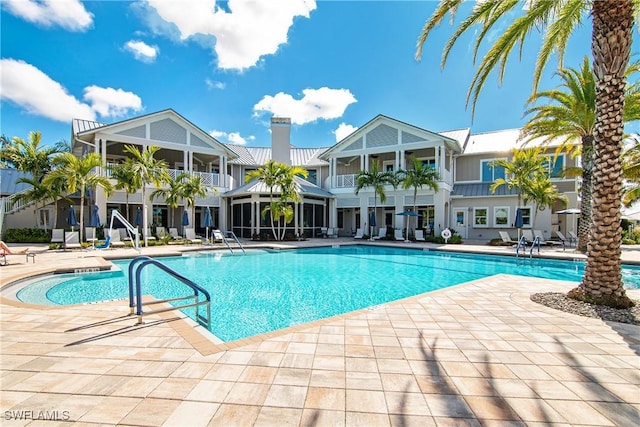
[246,160,284,239]
[355,160,396,238]
[44,152,113,242]
[13,176,68,230]
[417,0,635,308]
[110,160,142,222]
[0,131,67,180]
[275,165,308,240]
[522,56,640,252]
[151,174,185,229]
[397,156,440,234]
[180,174,210,232]
[490,147,547,207]
[122,145,170,246]
[524,178,568,229]
[521,57,596,252]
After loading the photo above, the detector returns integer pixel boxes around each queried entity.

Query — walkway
[1,239,638,425]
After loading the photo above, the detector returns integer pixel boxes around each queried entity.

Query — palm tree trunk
[79,185,86,243]
[577,0,633,307]
[577,135,594,252]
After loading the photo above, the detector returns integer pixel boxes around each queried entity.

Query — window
[542,154,564,178]
[481,159,506,182]
[494,207,509,227]
[420,158,436,170]
[473,208,488,227]
[383,161,395,172]
[519,207,532,227]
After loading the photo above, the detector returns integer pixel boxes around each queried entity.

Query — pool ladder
[128,256,211,327]
[222,231,246,255]
[515,235,541,259]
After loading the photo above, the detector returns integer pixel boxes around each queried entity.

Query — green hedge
[4,228,51,243]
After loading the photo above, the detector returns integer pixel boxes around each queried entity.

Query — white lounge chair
[118,228,132,242]
[326,228,338,238]
[353,228,364,239]
[372,227,387,240]
[109,229,126,248]
[156,227,168,239]
[212,229,225,243]
[169,227,181,240]
[498,231,518,246]
[394,229,404,241]
[415,229,426,242]
[51,228,64,245]
[555,231,571,249]
[534,229,564,248]
[522,229,535,243]
[64,231,82,250]
[184,228,202,244]
[143,228,156,241]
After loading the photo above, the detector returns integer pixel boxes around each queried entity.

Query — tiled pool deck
[1,239,639,426]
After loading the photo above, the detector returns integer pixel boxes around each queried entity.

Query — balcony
[106,164,220,187]
[335,174,357,188]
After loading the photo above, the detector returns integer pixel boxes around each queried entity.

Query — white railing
[106,164,219,187]
[335,174,357,188]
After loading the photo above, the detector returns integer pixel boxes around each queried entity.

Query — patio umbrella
[182,210,189,232]
[369,211,376,240]
[67,206,78,231]
[397,211,420,242]
[134,207,142,227]
[514,208,524,240]
[89,204,101,228]
[202,207,213,242]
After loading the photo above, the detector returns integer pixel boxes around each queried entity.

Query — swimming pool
[13,246,640,341]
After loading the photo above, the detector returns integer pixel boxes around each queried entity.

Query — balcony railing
[335,174,357,188]
[106,163,219,187]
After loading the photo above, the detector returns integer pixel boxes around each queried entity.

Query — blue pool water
[16,246,640,342]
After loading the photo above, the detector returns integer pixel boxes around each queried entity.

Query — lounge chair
[533,229,564,249]
[353,228,364,239]
[51,228,64,245]
[118,228,132,242]
[169,227,181,240]
[568,231,579,246]
[522,229,535,243]
[415,229,426,242]
[212,229,225,243]
[372,227,387,240]
[64,231,83,250]
[184,228,202,244]
[109,229,126,248]
[0,240,35,265]
[555,230,571,247]
[156,227,168,239]
[143,228,156,241]
[394,229,404,241]
[498,231,518,246]
[326,228,338,238]
[85,227,97,246]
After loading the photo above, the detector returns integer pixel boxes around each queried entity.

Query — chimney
[271,117,291,165]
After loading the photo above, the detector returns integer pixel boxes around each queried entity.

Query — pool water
[16,246,640,342]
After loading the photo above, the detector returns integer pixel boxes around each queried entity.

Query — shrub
[5,228,51,243]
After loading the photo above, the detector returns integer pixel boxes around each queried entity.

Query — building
[2,109,580,242]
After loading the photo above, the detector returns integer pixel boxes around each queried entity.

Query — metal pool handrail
[127,256,211,327]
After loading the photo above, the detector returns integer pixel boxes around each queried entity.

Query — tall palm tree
[111,160,142,222]
[417,0,635,308]
[521,57,596,252]
[123,145,170,246]
[13,176,69,230]
[44,152,113,242]
[180,174,210,232]
[246,160,285,239]
[490,147,547,207]
[275,165,308,240]
[151,174,185,229]
[524,178,568,229]
[355,160,396,238]
[397,156,440,233]
[0,131,67,180]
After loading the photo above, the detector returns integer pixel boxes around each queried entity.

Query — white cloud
[205,78,225,90]
[253,87,357,125]
[210,130,255,145]
[2,0,93,31]
[333,123,358,142]
[124,40,159,63]
[0,59,142,122]
[83,86,143,118]
[145,0,316,70]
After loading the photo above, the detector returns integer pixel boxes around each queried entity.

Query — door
[455,208,467,238]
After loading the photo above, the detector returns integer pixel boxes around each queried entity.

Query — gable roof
[72,109,239,159]
[320,114,461,159]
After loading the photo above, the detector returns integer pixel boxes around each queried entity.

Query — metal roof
[460,129,570,156]
[452,183,519,198]
[224,176,334,198]
[226,146,330,167]
[0,169,31,195]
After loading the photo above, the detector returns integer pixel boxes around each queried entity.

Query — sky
[1,0,638,150]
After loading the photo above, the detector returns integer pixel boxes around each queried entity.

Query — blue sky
[1,1,637,150]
